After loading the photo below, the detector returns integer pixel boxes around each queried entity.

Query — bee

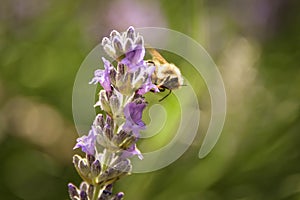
[146,47,184,101]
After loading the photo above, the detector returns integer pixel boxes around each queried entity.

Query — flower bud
[79,160,90,177]
[125,38,134,52]
[109,67,117,86]
[126,26,135,40]
[73,155,81,167]
[100,184,113,199]
[103,45,116,60]
[91,160,101,177]
[135,35,144,46]
[110,30,118,38]
[104,125,113,141]
[80,182,88,192]
[87,184,94,199]
[68,183,79,200]
[86,154,95,167]
[109,90,124,120]
[112,192,124,200]
[79,190,88,200]
[98,90,111,115]
[114,159,132,174]
[113,38,124,58]
[101,37,110,46]
[117,63,125,75]
[104,184,113,195]
[93,114,105,129]
[113,130,135,150]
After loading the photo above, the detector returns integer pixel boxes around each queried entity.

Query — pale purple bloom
[89,57,112,92]
[137,80,158,95]
[121,45,145,72]
[73,129,97,155]
[122,144,143,160]
[137,66,159,95]
[123,101,146,136]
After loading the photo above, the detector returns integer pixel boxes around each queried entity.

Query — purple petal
[123,102,146,136]
[73,129,97,155]
[121,45,145,72]
[122,144,143,160]
[137,65,159,95]
[89,57,112,92]
[138,67,158,94]
[137,81,158,95]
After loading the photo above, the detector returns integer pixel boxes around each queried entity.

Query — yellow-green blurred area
[0,0,300,199]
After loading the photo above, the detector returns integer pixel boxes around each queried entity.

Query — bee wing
[146,46,168,64]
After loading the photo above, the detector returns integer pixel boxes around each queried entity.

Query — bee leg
[158,89,172,102]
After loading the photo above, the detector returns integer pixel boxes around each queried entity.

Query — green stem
[92,184,104,200]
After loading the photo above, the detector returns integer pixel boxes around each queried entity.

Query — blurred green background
[1,0,300,199]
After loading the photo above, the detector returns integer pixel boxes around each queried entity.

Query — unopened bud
[117,63,125,75]
[68,183,79,200]
[88,184,94,199]
[86,154,95,167]
[114,159,131,174]
[79,190,88,200]
[109,93,121,117]
[112,192,124,200]
[110,68,117,86]
[124,38,134,52]
[79,160,90,176]
[99,90,111,115]
[73,155,81,167]
[91,160,101,177]
[112,38,124,58]
[80,182,88,192]
[94,114,105,129]
[126,26,135,40]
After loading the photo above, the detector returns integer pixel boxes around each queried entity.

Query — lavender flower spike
[69,26,167,200]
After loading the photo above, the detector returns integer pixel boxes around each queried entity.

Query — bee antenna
[159,89,172,102]
[181,84,188,87]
